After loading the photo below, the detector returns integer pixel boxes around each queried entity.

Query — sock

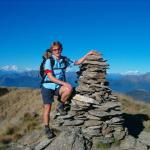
[45,125,49,129]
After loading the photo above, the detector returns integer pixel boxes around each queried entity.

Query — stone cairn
[53,52,128,144]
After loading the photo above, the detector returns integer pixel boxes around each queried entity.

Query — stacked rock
[54,52,127,143]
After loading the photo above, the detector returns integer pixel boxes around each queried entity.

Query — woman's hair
[50,41,63,51]
[43,49,51,60]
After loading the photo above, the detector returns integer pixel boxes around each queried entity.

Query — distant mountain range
[107,73,150,92]
[106,73,150,103]
[0,65,150,103]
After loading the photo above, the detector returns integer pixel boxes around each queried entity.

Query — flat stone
[84,120,103,127]
[58,114,75,120]
[93,101,121,111]
[120,135,136,150]
[106,117,123,124]
[45,128,86,150]
[73,94,99,105]
[82,126,101,137]
[82,71,101,79]
[71,105,89,111]
[113,130,126,141]
[85,67,105,72]
[110,110,123,116]
[63,120,84,126]
[102,126,113,135]
[138,131,150,146]
[88,109,123,118]
[113,126,124,132]
[35,138,54,150]
[74,115,88,120]
[93,136,114,144]
[136,140,148,150]
[86,54,102,61]
[76,86,95,93]
[88,110,110,118]
[109,95,118,100]
[83,60,109,66]
[71,99,91,107]
[86,114,101,120]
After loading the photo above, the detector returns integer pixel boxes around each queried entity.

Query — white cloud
[121,70,141,75]
[1,65,18,71]
[0,65,34,72]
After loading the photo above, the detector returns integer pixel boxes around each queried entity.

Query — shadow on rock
[123,113,149,138]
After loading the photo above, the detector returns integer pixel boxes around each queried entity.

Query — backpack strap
[42,56,68,84]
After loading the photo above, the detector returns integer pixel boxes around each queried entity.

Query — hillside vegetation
[0,87,150,147]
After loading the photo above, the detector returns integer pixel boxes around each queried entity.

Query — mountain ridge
[0,70,150,103]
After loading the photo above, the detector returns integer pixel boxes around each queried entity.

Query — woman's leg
[43,104,51,126]
[59,85,73,103]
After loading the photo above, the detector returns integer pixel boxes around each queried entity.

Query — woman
[41,41,97,139]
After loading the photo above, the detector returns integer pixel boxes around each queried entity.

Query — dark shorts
[41,86,61,104]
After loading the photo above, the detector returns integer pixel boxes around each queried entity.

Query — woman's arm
[47,72,72,89]
[74,50,98,65]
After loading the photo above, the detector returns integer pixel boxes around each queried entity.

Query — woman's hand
[86,50,99,56]
[75,50,100,65]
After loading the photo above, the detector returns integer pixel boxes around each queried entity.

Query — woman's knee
[59,85,72,95]
[64,86,73,95]
[43,104,51,114]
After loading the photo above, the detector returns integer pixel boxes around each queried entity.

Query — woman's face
[52,45,62,58]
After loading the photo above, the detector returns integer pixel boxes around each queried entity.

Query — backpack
[39,51,68,85]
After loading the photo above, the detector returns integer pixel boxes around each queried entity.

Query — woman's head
[50,41,63,58]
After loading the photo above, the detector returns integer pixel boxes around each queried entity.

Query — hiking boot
[57,107,67,116]
[57,102,67,116]
[44,127,55,139]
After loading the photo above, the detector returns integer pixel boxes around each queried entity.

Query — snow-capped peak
[0,65,35,72]
[1,65,19,71]
[121,70,141,75]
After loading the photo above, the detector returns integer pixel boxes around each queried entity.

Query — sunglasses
[52,48,61,52]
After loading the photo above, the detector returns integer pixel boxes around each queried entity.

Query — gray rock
[106,117,123,125]
[110,110,123,116]
[63,119,84,126]
[84,120,103,127]
[35,138,54,150]
[136,140,148,150]
[88,110,110,118]
[86,54,102,61]
[113,130,126,141]
[120,135,136,149]
[57,114,75,120]
[71,99,91,107]
[76,85,95,93]
[102,126,113,135]
[71,105,89,111]
[86,114,101,120]
[82,71,103,79]
[73,94,99,105]
[92,102,121,112]
[109,95,118,100]
[138,131,150,146]
[74,115,88,121]
[114,126,124,132]
[92,137,111,150]
[45,127,87,150]
[83,60,109,66]
[82,126,101,137]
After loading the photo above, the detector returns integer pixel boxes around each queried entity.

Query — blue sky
[0,0,150,73]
